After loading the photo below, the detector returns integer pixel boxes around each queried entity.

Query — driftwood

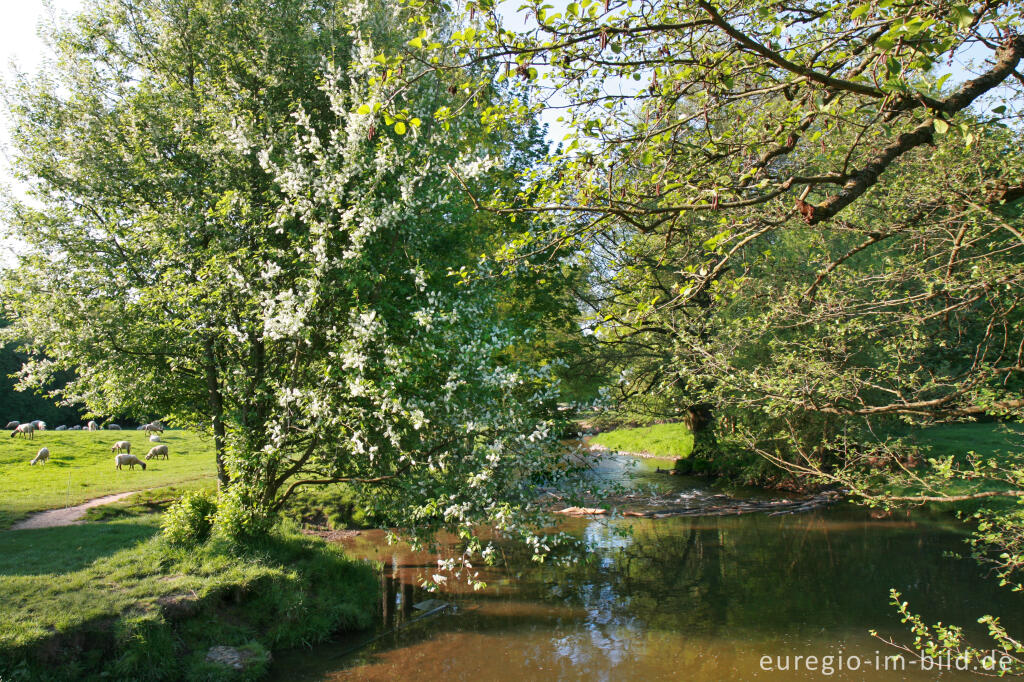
[555,506,609,516]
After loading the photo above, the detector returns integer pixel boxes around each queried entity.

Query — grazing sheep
[106,423,121,430]
[145,444,169,460]
[148,434,161,442]
[136,425,145,430]
[11,423,36,439]
[115,453,146,471]
[55,425,68,431]
[71,425,83,430]
[5,421,19,429]
[86,421,98,431]
[142,422,164,435]
[31,420,46,431]
[30,447,50,465]
[111,440,131,454]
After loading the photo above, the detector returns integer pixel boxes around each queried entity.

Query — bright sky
[0,1,83,264]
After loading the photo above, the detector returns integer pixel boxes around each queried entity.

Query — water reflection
[272,466,1024,681]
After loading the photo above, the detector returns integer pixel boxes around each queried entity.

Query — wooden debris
[555,506,609,516]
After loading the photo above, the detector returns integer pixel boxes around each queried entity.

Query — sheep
[11,423,36,439]
[115,453,146,470]
[71,425,83,430]
[30,447,50,465]
[142,422,164,435]
[145,444,169,460]
[86,421,99,431]
[5,421,19,429]
[31,420,46,431]
[55,425,68,431]
[106,424,121,430]
[111,440,131,454]
[148,434,161,442]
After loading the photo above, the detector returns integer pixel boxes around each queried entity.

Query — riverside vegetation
[0,0,1021,676]
[0,430,378,679]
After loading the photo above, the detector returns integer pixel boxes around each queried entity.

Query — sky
[0,1,83,265]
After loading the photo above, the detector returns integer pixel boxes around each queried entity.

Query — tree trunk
[675,404,719,473]
[204,339,230,488]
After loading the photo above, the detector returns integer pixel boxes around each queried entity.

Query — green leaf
[394,121,407,135]
[950,5,973,28]
[851,4,871,19]
[356,104,371,115]
[933,118,949,134]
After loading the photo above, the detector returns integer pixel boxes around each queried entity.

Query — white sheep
[71,425,83,430]
[106,423,121,430]
[11,423,36,439]
[30,447,50,465]
[148,434,161,442]
[142,422,164,435]
[115,453,146,470]
[55,425,68,431]
[86,421,99,431]
[111,440,131,454]
[31,420,46,431]
[5,421,19,429]
[145,444,169,460]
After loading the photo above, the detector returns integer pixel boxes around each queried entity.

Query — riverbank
[0,510,377,680]
[0,430,381,679]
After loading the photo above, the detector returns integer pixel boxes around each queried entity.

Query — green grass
[909,421,1024,459]
[882,421,1024,505]
[0,430,217,528]
[80,479,219,523]
[0,518,378,681]
[590,422,694,459]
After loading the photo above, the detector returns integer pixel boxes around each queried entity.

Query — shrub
[162,491,218,546]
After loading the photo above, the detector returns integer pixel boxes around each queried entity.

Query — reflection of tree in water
[533,515,1024,642]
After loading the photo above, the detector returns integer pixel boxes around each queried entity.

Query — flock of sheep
[8,420,170,471]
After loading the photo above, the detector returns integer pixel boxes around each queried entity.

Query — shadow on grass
[0,522,158,576]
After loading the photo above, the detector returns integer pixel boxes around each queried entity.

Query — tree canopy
[1,0,592,545]
[376,0,1024,651]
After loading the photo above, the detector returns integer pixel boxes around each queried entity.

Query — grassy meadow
[590,422,695,459]
[0,429,216,529]
[0,430,379,680]
[0,516,378,680]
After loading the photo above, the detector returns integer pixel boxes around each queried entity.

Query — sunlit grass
[0,520,378,680]
[0,430,216,528]
[590,422,694,459]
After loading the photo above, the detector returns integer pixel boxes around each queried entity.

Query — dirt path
[9,491,143,530]
[7,474,216,531]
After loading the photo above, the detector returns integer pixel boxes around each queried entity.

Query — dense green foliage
[381,0,1024,664]
[1,0,595,550]
[0,320,84,426]
[162,489,218,546]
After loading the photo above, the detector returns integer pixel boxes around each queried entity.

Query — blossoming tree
[1,0,591,545]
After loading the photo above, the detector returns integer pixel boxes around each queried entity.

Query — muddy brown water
[272,456,1024,680]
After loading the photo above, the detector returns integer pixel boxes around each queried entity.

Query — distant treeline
[0,320,85,426]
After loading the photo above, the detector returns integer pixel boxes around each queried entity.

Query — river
[272,455,1024,680]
